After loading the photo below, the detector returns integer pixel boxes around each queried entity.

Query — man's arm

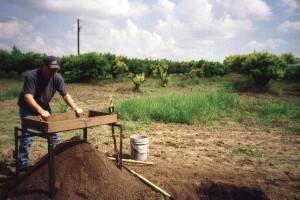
[63,94,83,114]
[24,93,50,118]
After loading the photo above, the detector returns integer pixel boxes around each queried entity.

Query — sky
[0,0,299,62]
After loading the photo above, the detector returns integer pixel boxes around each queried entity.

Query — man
[17,55,82,171]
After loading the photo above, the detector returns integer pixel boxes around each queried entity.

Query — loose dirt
[1,140,160,199]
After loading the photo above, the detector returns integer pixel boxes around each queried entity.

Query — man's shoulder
[25,68,39,77]
[54,73,64,80]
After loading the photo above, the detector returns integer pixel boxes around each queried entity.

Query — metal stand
[14,123,123,198]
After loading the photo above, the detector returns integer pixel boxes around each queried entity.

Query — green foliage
[224,54,248,74]
[0,47,297,85]
[168,61,190,74]
[124,58,149,92]
[188,59,229,78]
[0,47,45,77]
[125,58,148,75]
[152,59,171,87]
[204,61,229,77]
[110,56,128,79]
[0,49,9,72]
[0,87,21,101]
[285,62,300,81]
[188,60,204,78]
[280,52,298,64]
[244,52,287,90]
[225,52,288,91]
[60,52,110,82]
[128,73,145,92]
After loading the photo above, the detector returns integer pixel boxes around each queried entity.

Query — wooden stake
[123,165,176,200]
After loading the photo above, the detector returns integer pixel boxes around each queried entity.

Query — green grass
[53,100,70,113]
[0,87,22,101]
[233,146,263,158]
[116,90,300,127]
[117,90,241,125]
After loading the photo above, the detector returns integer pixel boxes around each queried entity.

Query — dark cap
[43,56,60,69]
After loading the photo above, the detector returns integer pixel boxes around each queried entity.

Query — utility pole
[77,18,82,55]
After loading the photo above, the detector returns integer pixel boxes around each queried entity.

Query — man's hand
[40,110,51,120]
[73,107,83,117]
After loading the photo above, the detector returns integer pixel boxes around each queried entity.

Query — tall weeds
[117,90,300,126]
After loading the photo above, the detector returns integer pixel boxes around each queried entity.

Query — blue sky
[0,0,299,61]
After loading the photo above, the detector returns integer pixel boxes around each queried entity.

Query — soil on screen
[0,77,299,200]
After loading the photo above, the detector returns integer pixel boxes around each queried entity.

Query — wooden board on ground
[22,111,117,133]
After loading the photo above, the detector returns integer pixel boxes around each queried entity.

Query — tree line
[0,46,299,91]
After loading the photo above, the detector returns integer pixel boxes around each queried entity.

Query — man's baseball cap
[43,56,60,69]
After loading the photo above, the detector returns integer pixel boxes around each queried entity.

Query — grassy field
[0,74,299,157]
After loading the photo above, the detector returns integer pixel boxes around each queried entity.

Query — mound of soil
[3,140,159,199]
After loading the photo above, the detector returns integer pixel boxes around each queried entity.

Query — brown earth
[1,140,160,199]
[0,80,300,200]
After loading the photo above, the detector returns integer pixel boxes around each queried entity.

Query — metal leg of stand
[112,125,117,151]
[48,135,57,198]
[83,128,87,142]
[119,125,123,169]
[14,127,19,176]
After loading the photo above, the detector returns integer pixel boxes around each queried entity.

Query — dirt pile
[3,141,159,200]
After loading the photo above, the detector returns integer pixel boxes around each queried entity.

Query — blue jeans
[19,108,60,170]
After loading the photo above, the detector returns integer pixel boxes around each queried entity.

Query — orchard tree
[280,52,297,64]
[125,58,147,92]
[223,54,247,74]
[188,60,205,78]
[128,72,145,92]
[243,52,287,91]
[153,59,171,87]
[110,56,128,79]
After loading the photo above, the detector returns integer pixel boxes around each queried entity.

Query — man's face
[43,65,58,79]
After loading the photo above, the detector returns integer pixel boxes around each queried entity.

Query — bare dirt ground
[0,79,299,199]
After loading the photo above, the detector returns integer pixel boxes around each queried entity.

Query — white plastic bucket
[130,135,149,161]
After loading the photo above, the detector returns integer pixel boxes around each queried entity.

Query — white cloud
[211,0,272,20]
[7,0,150,19]
[0,17,33,39]
[248,39,287,51]
[0,18,50,53]
[157,0,175,15]
[155,0,254,46]
[30,36,45,51]
[279,0,300,14]
[277,21,300,33]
